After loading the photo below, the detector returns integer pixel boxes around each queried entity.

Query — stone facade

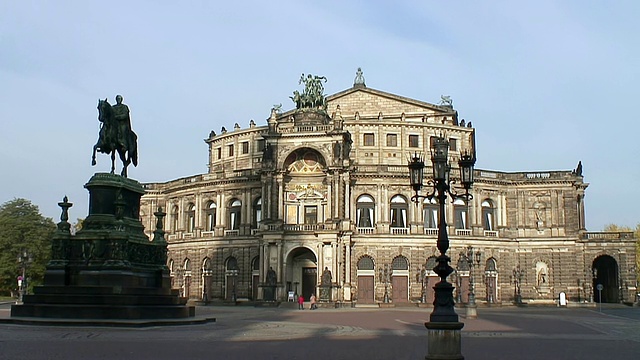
[140,75,637,305]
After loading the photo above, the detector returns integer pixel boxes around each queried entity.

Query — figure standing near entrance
[298,294,305,310]
[310,293,317,310]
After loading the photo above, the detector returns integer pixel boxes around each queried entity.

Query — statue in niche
[264,267,277,301]
[536,261,550,292]
[266,267,277,285]
[320,267,332,301]
[321,267,332,286]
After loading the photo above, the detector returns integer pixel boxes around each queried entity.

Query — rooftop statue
[354,67,366,87]
[91,95,138,177]
[290,73,327,110]
[439,95,453,107]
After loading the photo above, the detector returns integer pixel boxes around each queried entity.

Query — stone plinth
[11,173,195,321]
[425,322,465,360]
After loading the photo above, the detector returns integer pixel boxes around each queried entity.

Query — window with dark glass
[449,138,457,151]
[390,195,408,228]
[242,142,249,154]
[171,205,179,231]
[216,148,222,159]
[304,206,317,224]
[386,134,397,147]
[423,197,439,229]
[257,139,265,152]
[228,144,234,157]
[186,203,195,232]
[205,201,216,231]
[453,198,468,229]
[482,200,495,231]
[229,199,241,230]
[253,197,262,228]
[364,133,375,146]
[409,134,419,148]
[356,195,375,227]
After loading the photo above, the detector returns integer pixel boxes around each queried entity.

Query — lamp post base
[465,303,477,319]
[425,321,465,360]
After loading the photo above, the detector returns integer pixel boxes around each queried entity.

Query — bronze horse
[91,99,138,177]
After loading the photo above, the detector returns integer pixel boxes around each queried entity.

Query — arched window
[253,197,262,229]
[229,199,242,230]
[357,255,375,270]
[252,256,260,271]
[423,197,438,229]
[453,198,468,229]
[171,205,179,232]
[485,258,497,272]
[390,195,408,228]
[226,257,239,271]
[205,201,216,231]
[482,199,495,231]
[186,203,195,232]
[356,195,375,227]
[392,256,409,270]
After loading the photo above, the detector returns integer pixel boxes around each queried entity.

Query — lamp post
[176,265,185,298]
[591,268,598,303]
[379,264,391,303]
[513,265,524,305]
[418,265,428,303]
[408,136,475,360]
[16,250,32,304]
[460,246,481,318]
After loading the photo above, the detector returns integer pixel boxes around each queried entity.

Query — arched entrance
[592,255,619,303]
[285,247,317,301]
[356,255,375,303]
[391,255,409,303]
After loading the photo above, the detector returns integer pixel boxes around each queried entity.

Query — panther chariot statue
[91,95,138,177]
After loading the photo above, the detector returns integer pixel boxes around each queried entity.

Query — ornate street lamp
[16,250,32,304]
[175,265,185,298]
[379,264,391,303]
[408,136,475,360]
[460,246,481,318]
[418,264,428,303]
[513,265,524,305]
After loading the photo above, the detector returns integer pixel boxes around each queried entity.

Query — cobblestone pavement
[0,304,639,360]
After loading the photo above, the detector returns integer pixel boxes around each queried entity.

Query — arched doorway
[592,255,619,303]
[225,256,239,301]
[285,247,317,301]
[485,258,498,303]
[425,256,438,304]
[357,255,375,304]
[391,255,409,303]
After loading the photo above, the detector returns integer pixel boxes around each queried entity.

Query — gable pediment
[326,87,452,119]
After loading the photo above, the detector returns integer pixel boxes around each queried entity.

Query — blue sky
[1,1,639,230]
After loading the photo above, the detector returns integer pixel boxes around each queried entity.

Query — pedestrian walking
[298,294,304,310]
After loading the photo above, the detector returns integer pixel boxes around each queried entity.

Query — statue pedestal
[11,173,196,321]
[319,285,332,302]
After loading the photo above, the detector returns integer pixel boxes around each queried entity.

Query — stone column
[277,174,284,220]
[343,172,350,219]
[327,177,333,219]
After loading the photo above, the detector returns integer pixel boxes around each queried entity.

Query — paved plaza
[1,303,639,360]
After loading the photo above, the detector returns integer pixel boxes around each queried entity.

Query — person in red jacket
[298,294,304,310]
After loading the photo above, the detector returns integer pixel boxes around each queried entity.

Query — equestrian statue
[91,95,138,177]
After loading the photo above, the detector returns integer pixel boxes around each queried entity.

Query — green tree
[0,198,55,296]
